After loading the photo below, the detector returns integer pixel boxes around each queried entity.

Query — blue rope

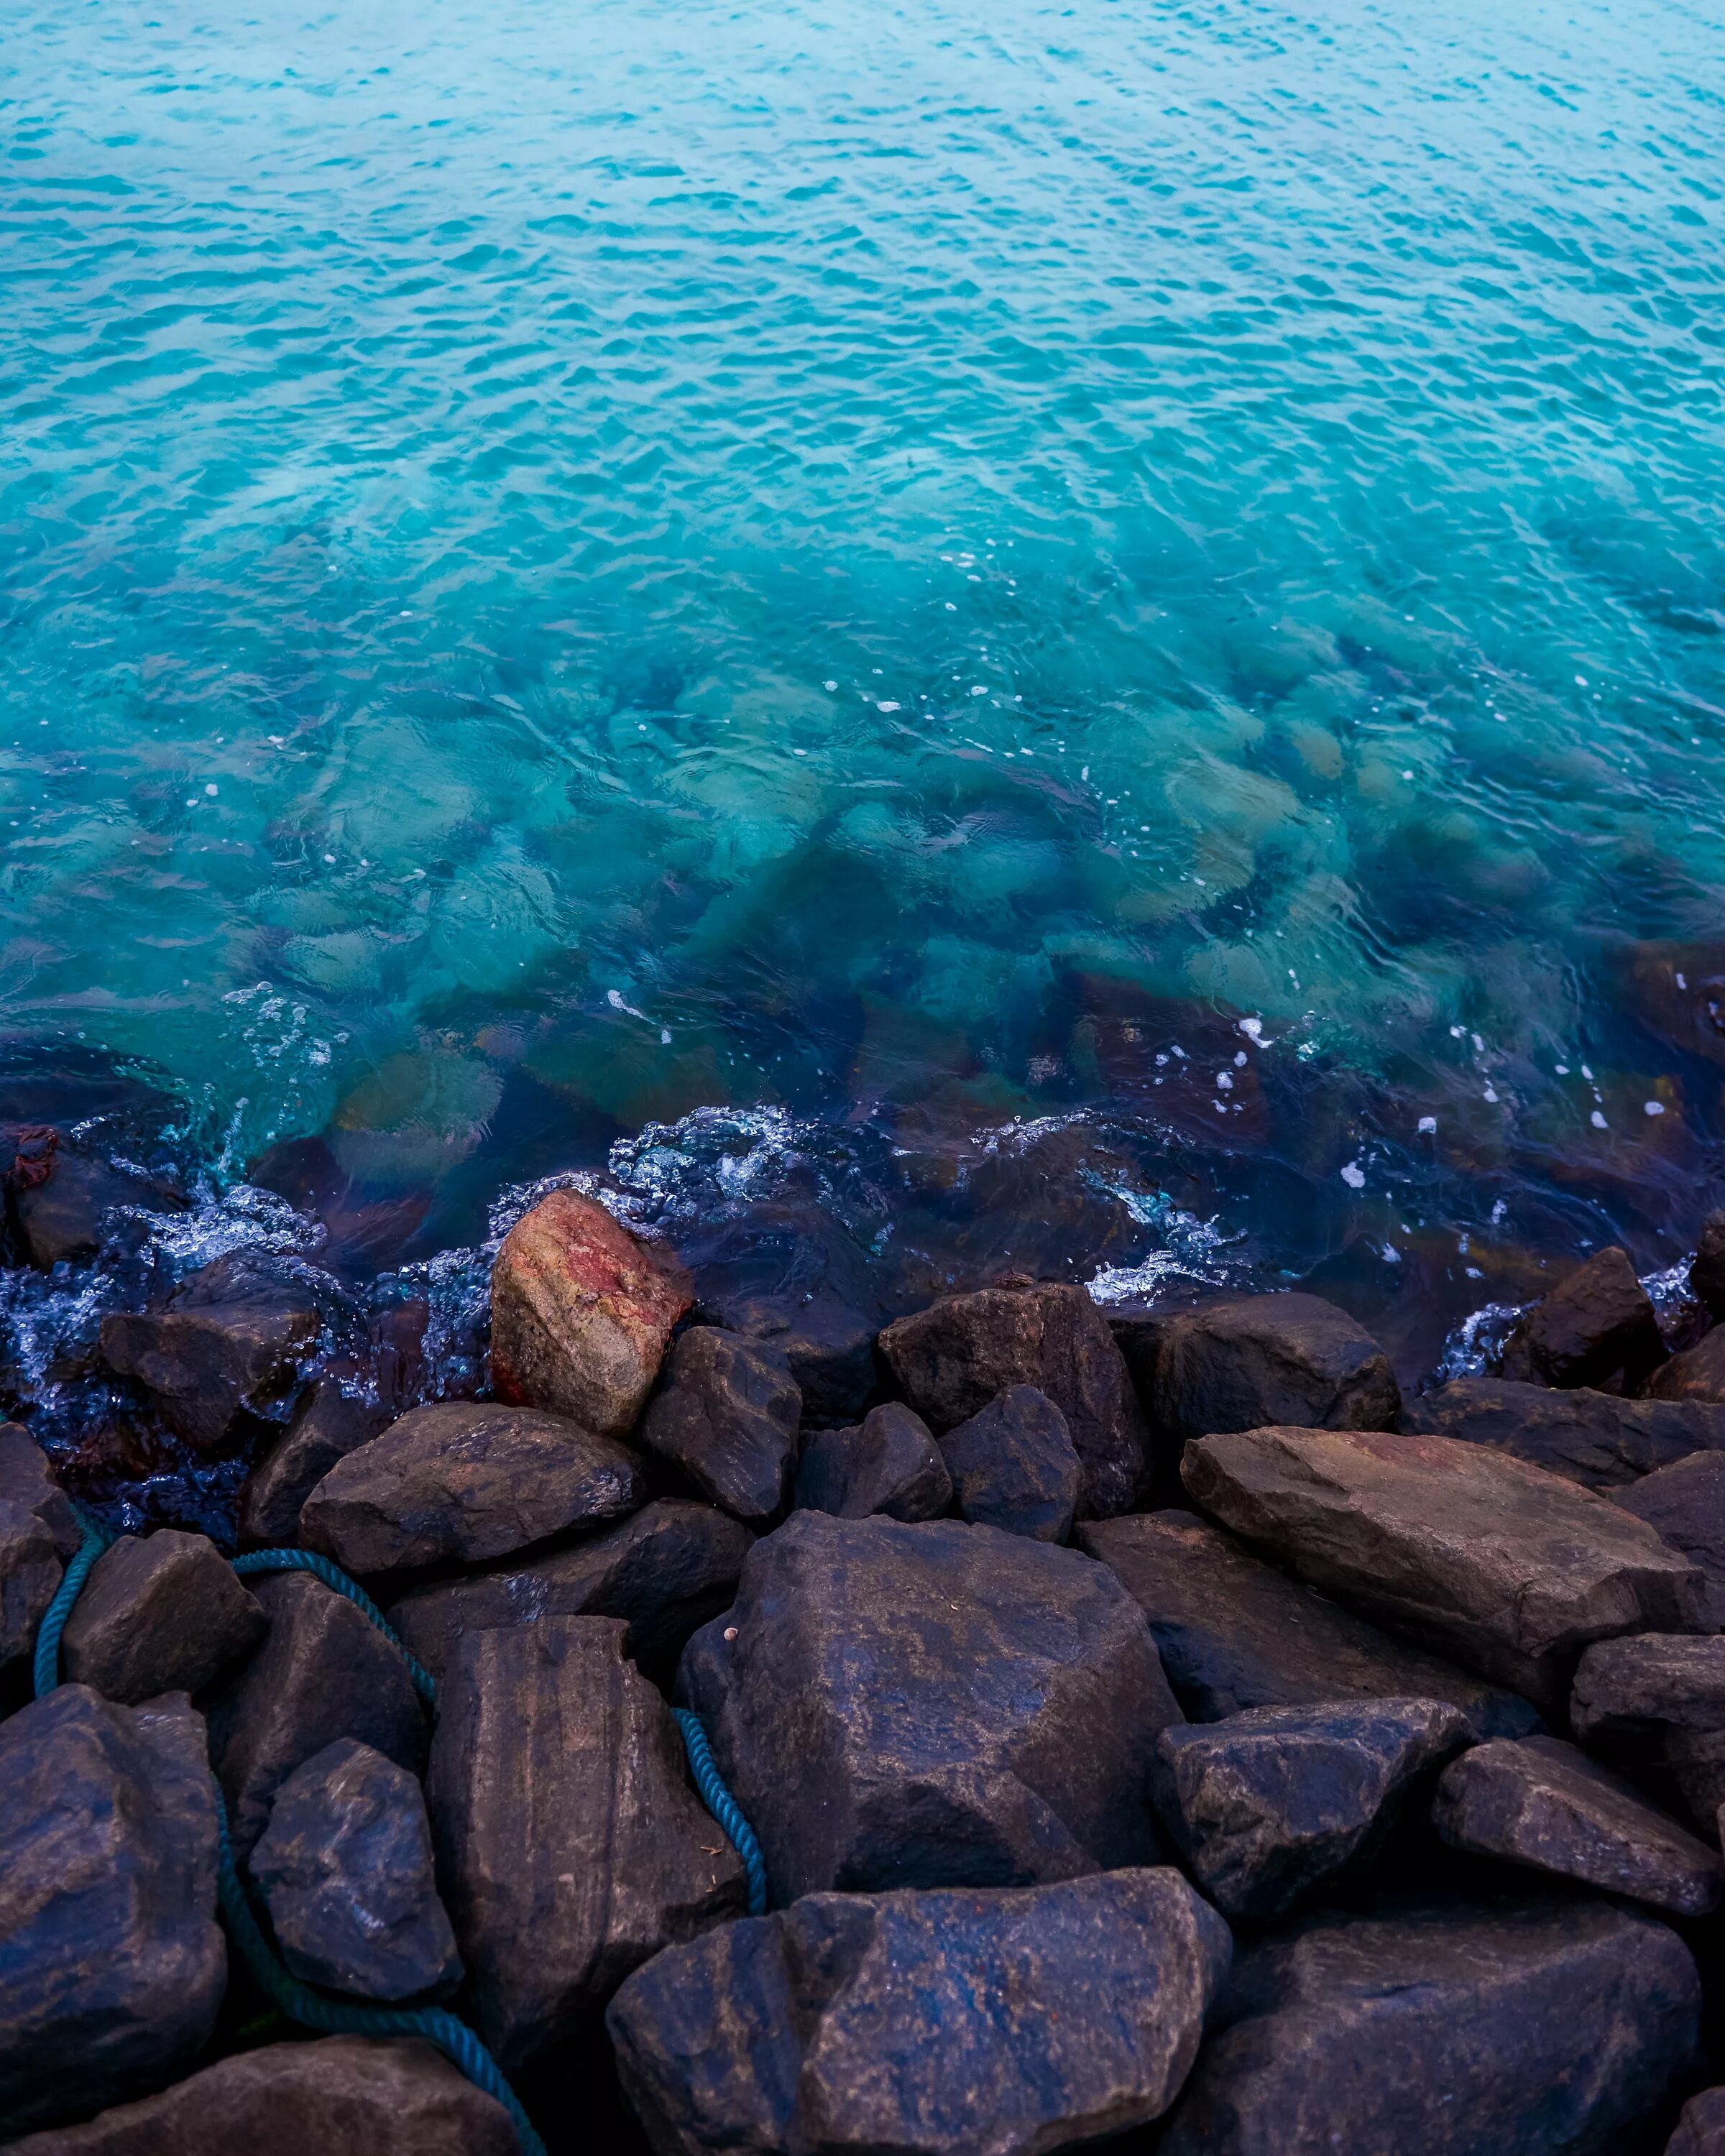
[233,1547,437,1706]
[675,1708,768,1917]
[32,1508,116,1698]
[211,1778,546,2156]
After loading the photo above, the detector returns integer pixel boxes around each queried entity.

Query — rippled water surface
[3,0,1724,1348]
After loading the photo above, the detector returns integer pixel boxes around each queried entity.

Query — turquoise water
[3,0,1724,1342]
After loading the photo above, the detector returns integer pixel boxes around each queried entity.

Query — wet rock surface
[0,1687,224,2136]
[1183,1424,1706,1709]
[1612,1452,1725,1630]
[0,1426,78,1684]
[249,1738,461,2001]
[1498,1245,1668,1392]
[1159,1891,1701,2156]
[1150,1697,1470,1922]
[60,1529,266,1704]
[704,1289,877,1424]
[1077,1510,1541,1736]
[794,1400,952,1522]
[639,1325,801,1525]
[1404,1376,1725,1489]
[677,1510,1178,1902]
[13,1146,185,1273]
[1650,1328,1725,1407]
[609,1869,1230,2156]
[298,1399,645,1577]
[1432,1733,1723,1917]
[937,1383,1080,1542]
[1570,1634,1725,1835]
[426,1613,745,2076]
[236,1378,389,1548]
[1,2036,520,2155]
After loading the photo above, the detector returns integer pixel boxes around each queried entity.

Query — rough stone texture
[426,1614,745,2076]
[203,1569,428,1859]
[1695,1217,1725,1323]
[1649,1328,1725,1407]
[795,1402,952,1523]
[1498,1244,1668,1391]
[1432,1734,1723,1917]
[1,2037,519,2155]
[1159,1891,1701,2156]
[610,1869,1230,2156]
[705,1289,877,1425]
[677,1511,1179,1903]
[1183,1424,1706,1710]
[14,1149,185,1272]
[1404,1377,1725,1490]
[389,1498,753,1689]
[60,1531,266,1705]
[878,1281,1149,1518]
[639,1326,801,1526]
[1117,1292,1400,1455]
[1668,2088,1725,2156]
[298,1399,645,1577]
[0,1425,78,1683]
[237,1379,389,1548]
[0,1687,224,2136]
[1077,1511,1541,1738]
[937,1384,1080,1543]
[1613,1452,1725,1630]
[1150,1697,1469,1922]
[1571,1634,1725,1835]
[0,1421,80,1552]
[489,1188,691,1438]
[99,1270,319,1451]
[249,1738,461,2001]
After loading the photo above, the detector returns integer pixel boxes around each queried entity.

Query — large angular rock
[1498,1245,1668,1391]
[203,1569,428,1858]
[1404,1377,1725,1490]
[0,1425,78,1685]
[0,1421,80,1552]
[1115,1292,1399,1455]
[249,1738,461,2001]
[389,1498,753,1688]
[1649,1328,1725,1406]
[60,1530,266,1704]
[1669,2088,1725,2156]
[426,1615,744,2075]
[937,1384,1080,1543]
[1150,1697,1468,1922]
[677,1511,1179,1902]
[2,2036,519,2155]
[1160,1892,1701,2156]
[489,1188,691,1437]
[1077,1511,1540,1737]
[237,1378,388,1548]
[99,1258,320,1450]
[795,1402,952,1523]
[1183,1425,1706,1710]
[1613,1451,1725,1630]
[1695,1216,1725,1322]
[706,1289,877,1425]
[0,1687,224,2135]
[298,1400,645,1577]
[1432,1734,1722,1917]
[878,1282,1148,1517]
[639,1326,801,1526]
[1571,1634,1725,1835]
[610,1869,1230,2156]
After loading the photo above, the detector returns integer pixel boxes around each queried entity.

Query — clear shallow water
[2,0,1724,1356]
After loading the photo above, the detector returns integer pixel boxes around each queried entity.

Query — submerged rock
[1611,1452,1725,1630]
[639,1326,801,1526]
[489,1188,691,1438]
[237,1379,388,1549]
[609,1869,1230,2156]
[0,1687,224,2136]
[1404,1377,1725,1490]
[61,1530,266,1704]
[678,1511,1178,1902]
[937,1384,1080,1542]
[1497,1245,1667,1391]
[795,1401,952,1522]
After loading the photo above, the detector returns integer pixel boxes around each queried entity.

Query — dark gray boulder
[237,1379,388,1548]
[1613,1452,1725,1630]
[1,2035,519,2155]
[795,1401,952,1523]
[0,1687,225,2135]
[99,1261,320,1450]
[388,1497,753,1689]
[1077,1511,1540,1738]
[1404,1378,1725,1491]
[1648,1329,1725,1407]
[1497,1245,1668,1391]
[937,1385,1080,1542]
[426,1614,745,2076]
[640,1326,801,1526]
[1571,1634,1725,1836]
[705,1290,876,1424]
[0,1424,78,1686]
[1432,1734,1723,1917]
[1114,1291,1399,1455]
[1668,2087,1725,2156]
[61,1530,266,1704]
[203,1569,428,1858]
[249,1738,460,2001]
[1694,1216,1725,1323]
[609,1869,1230,2156]
[676,1511,1179,1903]
[1150,1697,1469,1922]
[1159,1891,1700,2156]
[878,1282,1147,1518]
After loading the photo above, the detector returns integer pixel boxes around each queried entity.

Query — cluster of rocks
[4,1192,1725,2153]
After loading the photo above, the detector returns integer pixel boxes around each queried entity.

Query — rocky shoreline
[4,1131,1725,2151]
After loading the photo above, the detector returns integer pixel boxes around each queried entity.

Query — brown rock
[0,1426,78,1684]
[1497,1245,1667,1391]
[298,1399,645,1577]
[489,1189,691,1437]
[937,1385,1080,1544]
[794,1402,953,1524]
[0,1422,80,1553]
[14,1149,187,1272]
[1404,1376,1725,1490]
[1570,1634,1725,1835]
[1611,1452,1725,1630]
[878,1283,1148,1517]
[1694,1216,1725,1322]
[61,1530,266,1703]
[237,1379,389,1548]
[426,1614,745,2075]
[1648,1327,1725,1406]
[1182,1424,1706,1710]
[1,2036,518,2155]
[99,1294,318,1452]
[638,1327,801,1526]
[1668,2087,1725,2156]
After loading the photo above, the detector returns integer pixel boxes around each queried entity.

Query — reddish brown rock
[1611,1452,1725,1629]
[489,1189,691,1438]
[1496,1245,1666,1392]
